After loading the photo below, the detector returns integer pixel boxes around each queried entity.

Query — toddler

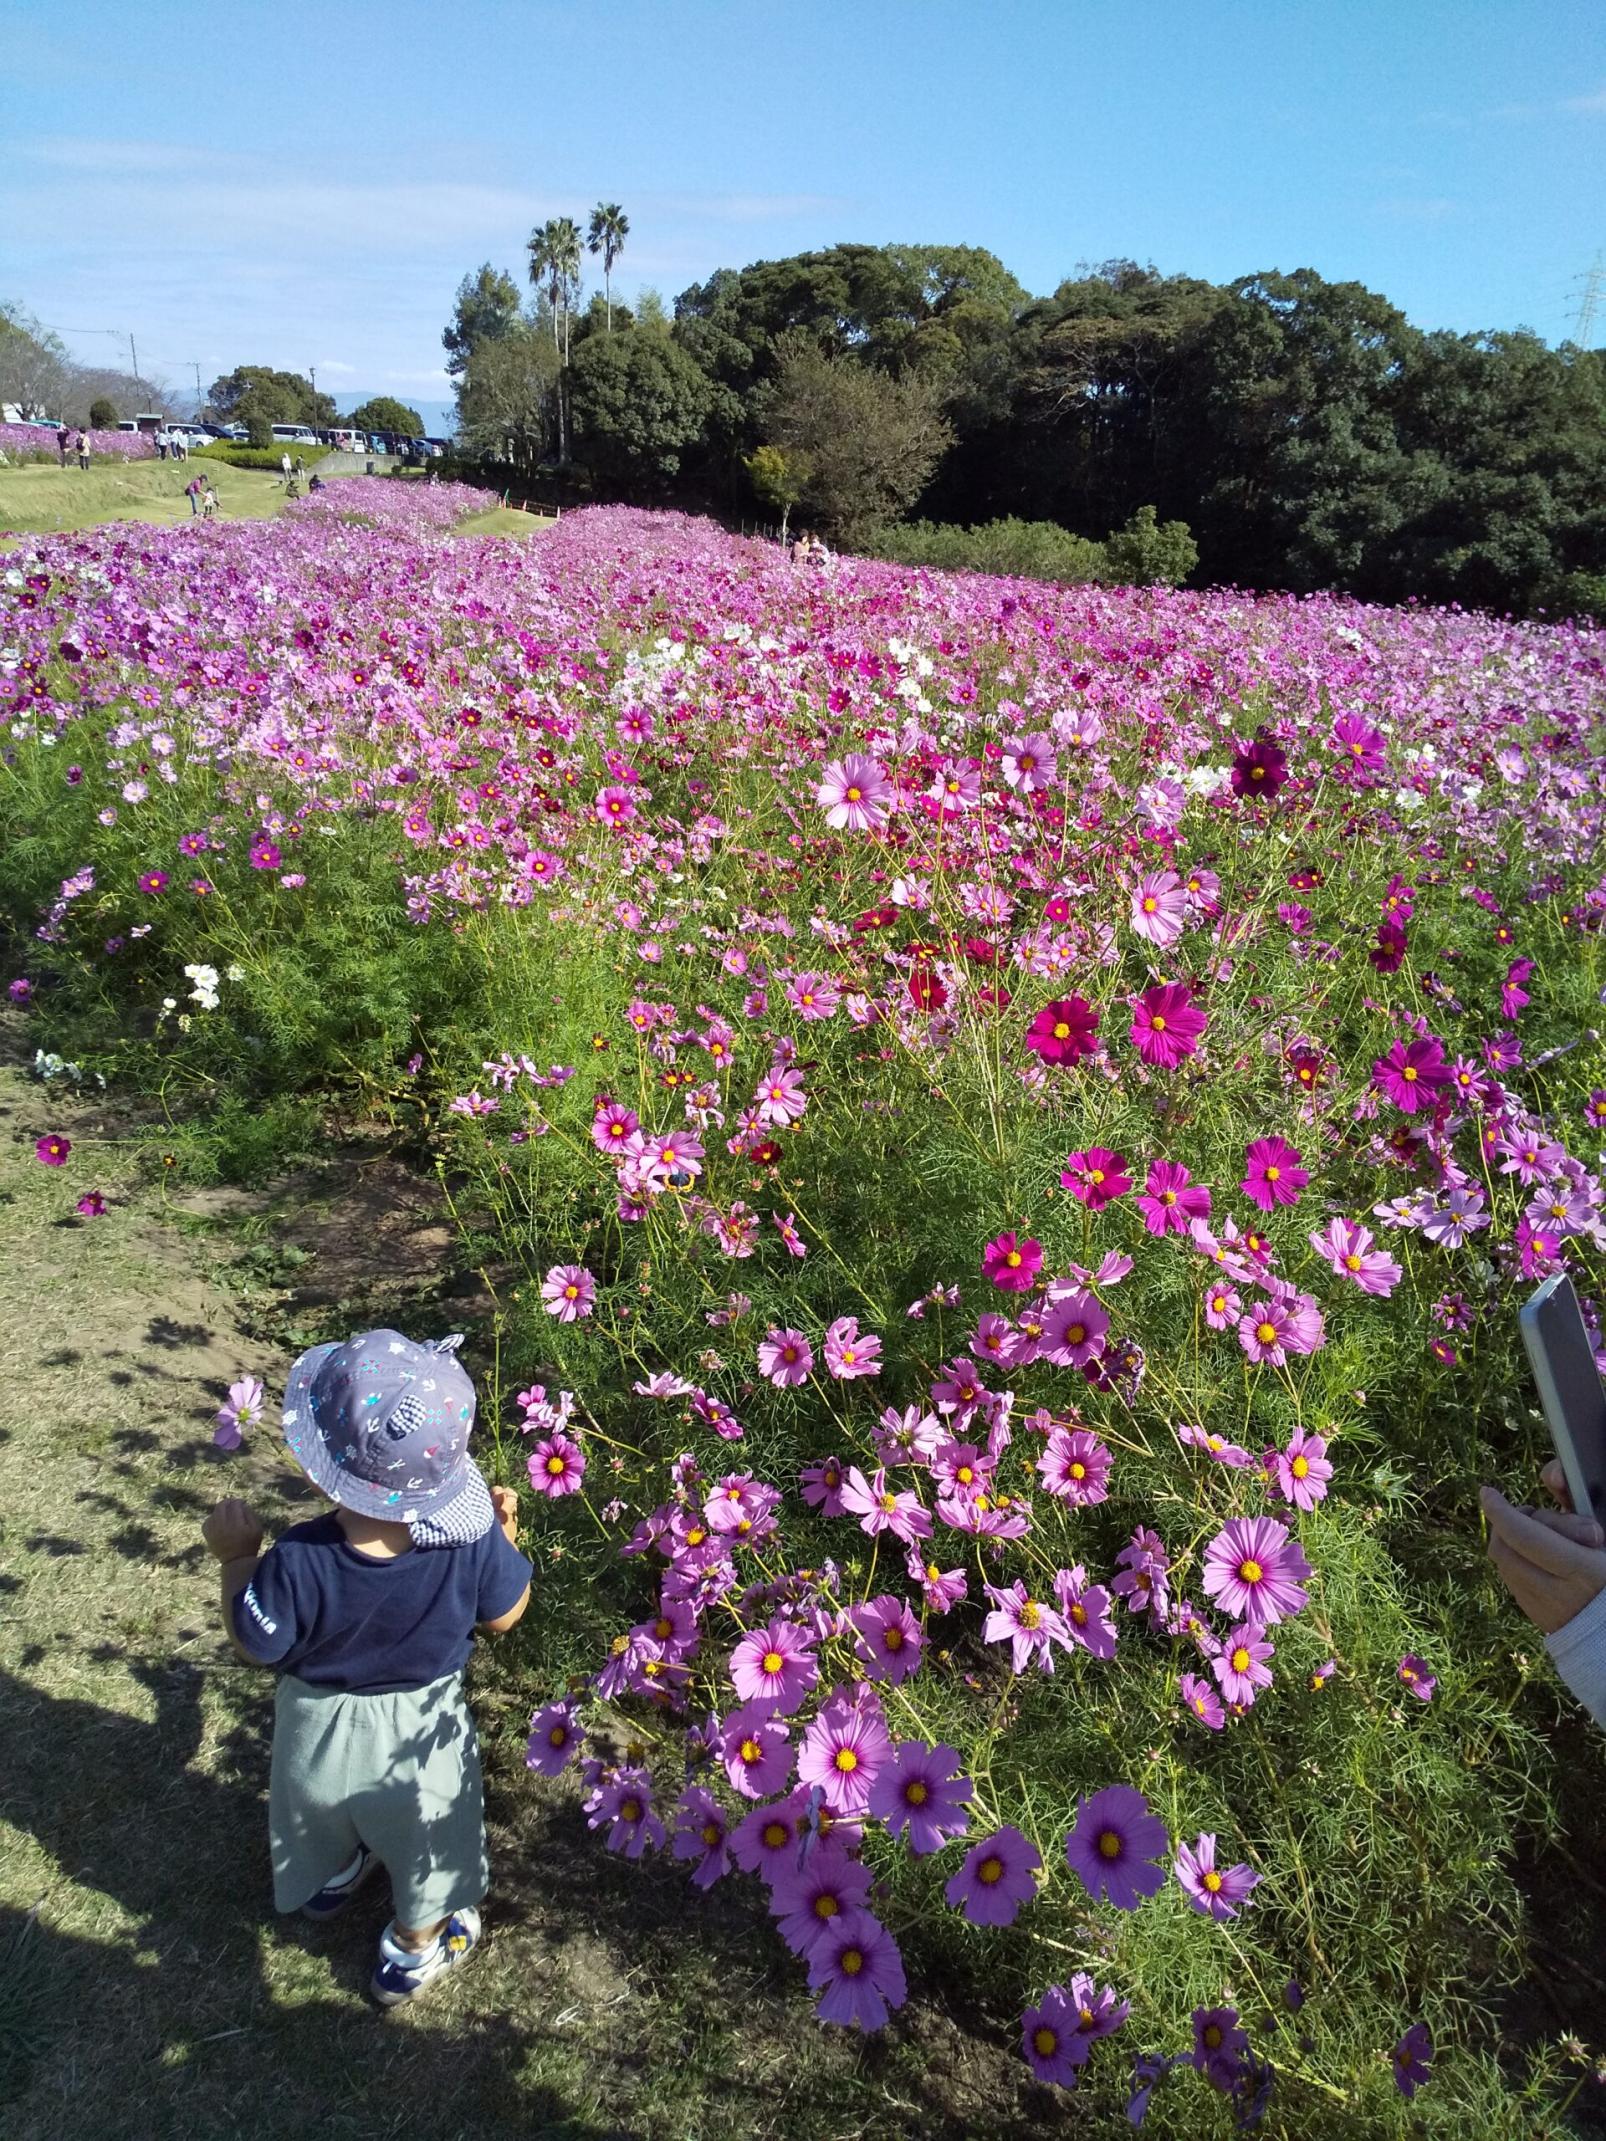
[202,1328,531,2005]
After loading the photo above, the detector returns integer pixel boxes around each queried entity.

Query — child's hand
[490,1484,520,1543]
[203,1497,264,1564]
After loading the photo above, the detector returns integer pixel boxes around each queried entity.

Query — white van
[270,425,320,446]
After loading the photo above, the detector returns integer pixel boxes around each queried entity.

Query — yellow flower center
[762,1821,788,1849]
[1020,1601,1041,1629]
[1231,1647,1251,1672]
[884,1627,904,1651]
[701,1821,722,1846]
[840,1947,864,1976]
[740,1738,762,1764]
[1256,1322,1277,1345]
[1204,2024,1223,2050]
[1344,1253,1362,1270]
[1292,1455,1309,1478]
[1069,1461,1086,1480]
[1142,896,1158,913]
[1403,1065,1417,1081]
[1071,1602,1087,1624]
[1066,1324,1087,1346]
[834,1747,858,1773]
[1264,1165,1280,1182]
[1203,1869,1223,1892]
[878,1492,898,1514]
[978,1856,1004,1885]
[621,1798,643,1823]
[814,1894,839,1919]
[845,785,862,803]
[762,1651,784,1675]
[1033,2026,1058,2057]
[1097,1830,1122,1860]
[1150,1014,1166,1031]
[1239,1558,1264,1584]
[546,1454,567,1475]
[548,1726,567,1747]
[906,1780,929,1805]
[1005,1250,1022,1267]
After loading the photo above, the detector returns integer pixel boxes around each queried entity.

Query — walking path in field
[0,1027,1022,2141]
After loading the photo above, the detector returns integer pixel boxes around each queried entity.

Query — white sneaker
[369,1907,482,2006]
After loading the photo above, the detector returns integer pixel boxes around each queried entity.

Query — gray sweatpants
[269,1669,489,1924]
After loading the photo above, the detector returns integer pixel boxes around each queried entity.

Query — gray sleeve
[1546,1586,1606,1729]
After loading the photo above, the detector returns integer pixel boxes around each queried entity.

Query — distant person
[308,472,325,492]
[185,474,204,516]
[157,428,170,461]
[201,479,219,518]
[174,429,188,461]
[200,1330,530,2005]
[280,450,293,487]
[57,427,70,468]
[76,430,90,471]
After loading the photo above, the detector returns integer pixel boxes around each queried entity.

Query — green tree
[0,303,69,420]
[442,264,522,378]
[1101,504,1198,586]
[635,287,672,336]
[527,218,584,456]
[587,203,629,332]
[744,443,809,540]
[570,331,711,495]
[456,327,561,474]
[207,365,336,429]
[756,330,954,544]
[346,396,426,437]
[87,395,119,429]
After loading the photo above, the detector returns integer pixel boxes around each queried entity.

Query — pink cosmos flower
[807,1909,907,2030]
[35,1133,71,1167]
[817,753,893,833]
[1025,996,1100,1066]
[720,1703,794,1799]
[800,1456,847,1513]
[591,1101,640,1155]
[1308,1215,1401,1296]
[588,1769,664,1858]
[1038,1291,1109,1369]
[1238,1297,1295,1365]
[982,1231,1042,1290]
[1129,869,1187,947]
[758,1327,814,1386]
[1000,733,1057,794]
[824,1315,881,1380]
[1211,1623,1275,1706]
[1179,1672,1225,1730]
[527,1431,586,1497]
[212,1374,265,1452]
[982,1579,1073,1674]
[1053,1564,1118,1659]
[1202,1281,1241,1330]
[798,1688,892,1813]
[1128,981,1207,1069]
[944,1825,1042,1927]
[730,1618,819,1712]
[754,1066,808,1125]
[1036,1427,1112,1505]
[1175,1833,1261,1920]
[1136,1159,1210,1236]
[1064,1785,1169,1911]
[772,1209,808,1257]
[540,1264,596,1322]
[75,1190,107,1218]
[867,1740,973,1854]
[1059,1148,1131,1209]
[850,1593,924,1684]
[1373,1035,1451,1113]
[840,1465,931,1542]
[671,1786,735,1891]
[1177,1422,1254,1468]
[1272,1428,1333,1510]
[1240,1136,1308,1211]
[1203,1515,1311,1625]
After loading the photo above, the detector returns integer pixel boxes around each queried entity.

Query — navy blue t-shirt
[233,1513,533,1694]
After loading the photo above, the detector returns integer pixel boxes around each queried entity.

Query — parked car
[269,425,321,447]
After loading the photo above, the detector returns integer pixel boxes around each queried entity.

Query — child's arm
[202,1497,267,1664]
[478,1485,532,1635]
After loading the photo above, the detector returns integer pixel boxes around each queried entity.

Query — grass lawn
[0,460,293,536]
[452,504,555,537]
[0,1030,1032,2141]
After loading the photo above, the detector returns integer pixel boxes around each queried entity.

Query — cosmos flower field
[5,486,1606,2131]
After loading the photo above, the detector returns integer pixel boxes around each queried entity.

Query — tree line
[446,238,1606,615]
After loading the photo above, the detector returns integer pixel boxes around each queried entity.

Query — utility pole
[129,332,140,389]
[191,361,202,408]
[1571,253,1604,347]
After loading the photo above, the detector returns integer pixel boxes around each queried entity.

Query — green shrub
[872,508,1197,587]
[194,442,328,471]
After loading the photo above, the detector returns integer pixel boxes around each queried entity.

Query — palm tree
[526,217,583,457]
[587,203,629,332]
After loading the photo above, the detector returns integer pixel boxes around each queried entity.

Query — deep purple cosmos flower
[1175,1834,1261,1920]
[1064,1785,1169,1910]
[75,1190,107,1218]
[806,1909,907,2030]
[945,1825,1042,1927]
[867,1739,973,1854]
[35,1133,71,1167]
[1240,1136,1308,1211]
[1129,982,1207,1069]
[8,977,32,1003]
[1230,734,1287,800]
[770,1842,872,1955]
[982,1230,1043,1290]
[1392,2022,1433,2098]
[730,1617,819,1712]
[1373,1035,1451,1113]
[1025,995,1100,1066]
[526,1698,584,1777]
[1202,1515,1312,1625]
[1020,1985,1087,2088]
[1397,1654,1437,1702]
[798,1688,892,1813]
[671,1786,734,1890]
[1191,2005,1248,2086]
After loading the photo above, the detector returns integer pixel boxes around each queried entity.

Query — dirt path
[0,1037,1025,2141]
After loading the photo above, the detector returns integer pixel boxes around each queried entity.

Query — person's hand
[1480,1485,1606,1634]
[490,1484,520,1544]
[202,1498,264,1564]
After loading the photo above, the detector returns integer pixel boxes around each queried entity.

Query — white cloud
[1561,85,1606,114]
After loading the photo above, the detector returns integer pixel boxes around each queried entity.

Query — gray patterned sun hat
[281,1329,492,1541]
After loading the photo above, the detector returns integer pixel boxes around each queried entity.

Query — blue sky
[5,0,1604,416]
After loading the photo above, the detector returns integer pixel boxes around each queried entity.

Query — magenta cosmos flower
[1025,995,1100,1066]
[526,1698,584,1776]
[730,1617,819,1712]
[770,1841,872,1955]
[1202,1515,1311,1625]
[1064,1785,1169,1910]
[757,1326,814,1386]
[1038,1291,1109,1369]
[867,1739,973,1854]
[212,1374,266,1452]
[1308,1215,1401,1296]
[1373,1035,1451,1114]
[798,1688,892,1814]
[823,1315,881,1379]
[982,1579,1073,1675]
[1240,1136,1308,1211]
[1393,2022,1433,2099]
[1397,1653,1437,1702]
[1129,981,1207,1069]
[540,1263,596,1322]
[817,753,893,833]
[1212,1622,1276,1707]
[527,1431,585,1497]
[35,1133,71,1167]
[1036,1426,1112,1506]
[720,1703,794,1799]
[945,1824,1042,1927]
[1137,1159,1210,1237]
[1230,734,1288,800]
[671,1786,734,1891]
[982,1230,1042,1291]
[850,1594,924,1684]
[1180,1672,1225,1730]
[1272,1427,1333,1510]
[1059,1147,1131,1209]
[839,1465,931,1543]
[75,1190,107,1218]
[1175,1834,1261,1921]
[807,1909,907,2030]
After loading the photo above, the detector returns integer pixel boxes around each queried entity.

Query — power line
[1570,253,1605,346]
